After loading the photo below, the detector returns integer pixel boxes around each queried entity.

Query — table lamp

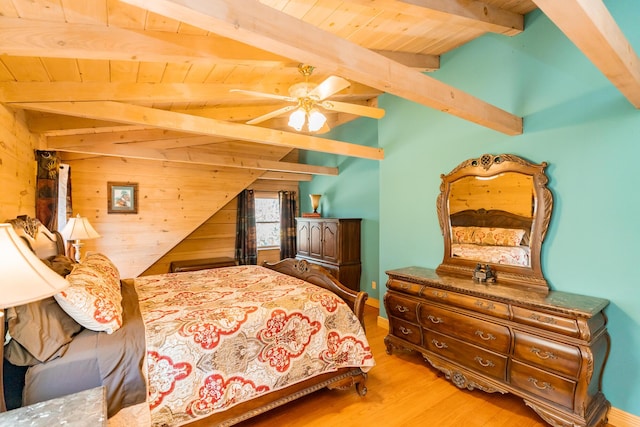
[60,214,101,263]
[0,223,70,412]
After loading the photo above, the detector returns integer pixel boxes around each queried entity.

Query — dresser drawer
[385,293,419,322]
[386,278,424,296]
[512,306,580,338]
[420,286,510,319]
[419,303,511,353]
[390,317,422,346]
[510,360,577,410]
[425,330,507,381]
[513,331,581,378]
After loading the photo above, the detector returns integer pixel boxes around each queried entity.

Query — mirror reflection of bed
[436,154,552,292]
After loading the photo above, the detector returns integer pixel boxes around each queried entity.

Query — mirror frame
[435,154,553,293]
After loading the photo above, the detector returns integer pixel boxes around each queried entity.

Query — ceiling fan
[231,64,385,133]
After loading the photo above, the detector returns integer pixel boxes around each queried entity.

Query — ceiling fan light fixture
[307,108,327,132]
[288,108,306,131]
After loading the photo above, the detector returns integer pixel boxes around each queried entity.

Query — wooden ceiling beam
[46,141,333,176]
[374,51,440,72]
[532,0,640,107]
[0,81,380,104]
[120,0,522,135]
[395,0,524,36]
[14,101,384,160]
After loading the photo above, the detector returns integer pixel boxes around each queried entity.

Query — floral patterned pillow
[452,226,525,247]
[54,253,123,334]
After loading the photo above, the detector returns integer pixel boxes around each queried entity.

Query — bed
[4,217,374,426]
[449,209,532,267]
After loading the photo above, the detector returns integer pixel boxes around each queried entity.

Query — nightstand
[0,386,107,426]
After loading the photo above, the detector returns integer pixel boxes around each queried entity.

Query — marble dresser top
[0,386,107,426]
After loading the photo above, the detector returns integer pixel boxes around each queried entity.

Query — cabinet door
[321,221,340,263]
[309,221,323,258]
[296,220,310,257]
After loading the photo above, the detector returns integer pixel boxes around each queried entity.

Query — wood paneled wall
[143,179,299,275]
[0,105,41,221]
[60,148,300,279]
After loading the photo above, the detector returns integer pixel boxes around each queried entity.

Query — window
[255,196,280,248]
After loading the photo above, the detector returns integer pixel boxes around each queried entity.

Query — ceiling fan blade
[320,100,386,119]
[246,105,297,125]
[230,89,296,102]
[308,76,351,101]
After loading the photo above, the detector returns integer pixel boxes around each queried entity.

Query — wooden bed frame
[185,258,370,426]
[4,217,371,426]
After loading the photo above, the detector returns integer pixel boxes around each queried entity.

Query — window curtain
[235,189,257,265]
[35,150,61,231]
[279,191,297,259]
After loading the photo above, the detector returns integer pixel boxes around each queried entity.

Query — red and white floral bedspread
[134,265,375,427]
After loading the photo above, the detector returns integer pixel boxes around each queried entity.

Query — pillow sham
[452,226,526,247]
[54,253,123,334]
[4,297,82,366]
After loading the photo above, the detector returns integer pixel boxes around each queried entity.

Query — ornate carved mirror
[436,154,553,293]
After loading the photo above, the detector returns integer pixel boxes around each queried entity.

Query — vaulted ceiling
[1,0,639,181]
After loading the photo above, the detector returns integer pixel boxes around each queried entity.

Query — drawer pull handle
[401,283,410,289]
[399,326,413,335]
[475,330,496,341]
[474,356,495,368]
[529,313,558,325]
[432,339,448,349]
[396,305,410,313]
[528,377,553,391]
[531,347,557,360]
[427,315,443,324]
[432,291,448,299]
[475,300,495,311]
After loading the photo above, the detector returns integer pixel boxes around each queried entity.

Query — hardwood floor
[237,306,583,427]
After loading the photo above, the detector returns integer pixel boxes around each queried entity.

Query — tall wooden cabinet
[295,218,361,291]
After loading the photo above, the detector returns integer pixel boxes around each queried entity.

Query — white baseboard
[373,314,638,426]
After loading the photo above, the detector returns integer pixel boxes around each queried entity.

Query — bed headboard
[6,215,66,259]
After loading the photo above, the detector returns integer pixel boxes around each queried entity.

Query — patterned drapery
[235,189,257,265]
[35,150,60,230]
[278,191,297,259]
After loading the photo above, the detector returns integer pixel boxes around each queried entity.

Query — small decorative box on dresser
[295,217,361,291]
[384,267,610,427]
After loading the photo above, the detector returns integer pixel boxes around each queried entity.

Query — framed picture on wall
[107,182,138,214]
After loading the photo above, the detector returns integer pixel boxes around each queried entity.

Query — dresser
[295,217,361,291]
[384,266,610,427]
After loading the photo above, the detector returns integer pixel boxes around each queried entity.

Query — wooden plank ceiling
[1,0,640,179]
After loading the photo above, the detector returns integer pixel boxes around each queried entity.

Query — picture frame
[107,182,138,214]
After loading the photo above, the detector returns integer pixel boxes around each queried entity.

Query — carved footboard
[264,258,369,329]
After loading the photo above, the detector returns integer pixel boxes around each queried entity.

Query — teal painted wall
[303,1,640,415]
[376,2,640,417]
[299,118,380,300]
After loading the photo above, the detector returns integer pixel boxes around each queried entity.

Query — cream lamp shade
[60,214,101,262]
[0,223,69,412]
[0,223,69,308]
